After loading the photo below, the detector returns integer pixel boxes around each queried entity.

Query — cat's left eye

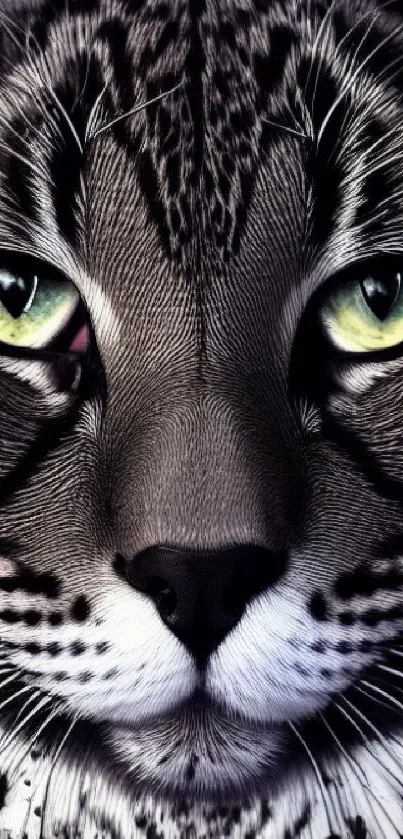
[319,261,403,353]
[0,256,88,353]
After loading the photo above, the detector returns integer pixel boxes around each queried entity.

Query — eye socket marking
[318,259,403,354]
[0,254,90,356]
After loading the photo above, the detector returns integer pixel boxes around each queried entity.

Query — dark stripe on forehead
[3,113,42,227]
[298,55,349,251]
[48,54,104,247]
[95,17,172,256]
[30,0,101,51]
[186,0,205,182]
[254,25,297,106]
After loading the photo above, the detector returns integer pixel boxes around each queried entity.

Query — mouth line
[111,687,280,735]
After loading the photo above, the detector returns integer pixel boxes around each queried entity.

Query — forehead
[0,0,402,307]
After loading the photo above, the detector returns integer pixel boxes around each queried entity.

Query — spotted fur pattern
[0,0,403,836]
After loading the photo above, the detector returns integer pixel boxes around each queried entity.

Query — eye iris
[0,270,38,319]
[360,272,401,321]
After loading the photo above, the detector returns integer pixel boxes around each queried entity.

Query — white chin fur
[104,709,287,801]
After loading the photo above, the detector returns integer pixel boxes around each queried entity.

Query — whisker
[261,118,311,142]
[39,713,78,839]
[1,693,52,754]
[90,83,183,141]
[319,710,369,789]
[333,697,403,805]
[317,19,403,146]
[337,695,403,791]
[8,699,64,785]
[288,720,337,834]
[85,84,108,143]
[358,680,403,717]
[376,663,403,680]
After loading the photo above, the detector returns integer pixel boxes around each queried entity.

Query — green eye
[0,261,80,349]
[319,264,403,353]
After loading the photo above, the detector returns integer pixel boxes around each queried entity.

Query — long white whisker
[376,663,403,680]
[261,118,311,142]
[1,693,53,754]
[90,83,182,140]
[288,720,337,834]
[359,680,403,716]
[317,20,403,145]
[8,700,65,784]
[85,83,108,143]
[39,713,78,839]
[338,695,403,790]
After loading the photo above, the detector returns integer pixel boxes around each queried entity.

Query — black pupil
[0,272,37,319]
[360,272,401,321]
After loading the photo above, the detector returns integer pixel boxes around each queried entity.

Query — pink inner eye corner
[69,323,90,353]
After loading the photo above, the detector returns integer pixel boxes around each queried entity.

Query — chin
[103,697,288,804]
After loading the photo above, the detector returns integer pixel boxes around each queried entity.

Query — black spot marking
[47,642,62,657]
[71,640,86,656]
[34,806,42,818]
[24,609,42,626]
[0,566,60,599]
[336,641,353,655]
[362,605,402,626]
[0,609,21,624]
[135,815,148,830]
[78,671,93,683]
[311,641,327,653]
[284,803,311,839]
[308,592,328,621]
[320,668,333,679]
[71,595,90,622]
[335,564,403,600]
[346,815,367,839]
[338,611,356,626]
[95,641,109,654]
[25,642,41,655]
[48,611,63,626]
[104,668,118,680]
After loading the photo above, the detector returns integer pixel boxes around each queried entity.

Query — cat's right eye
[318,258,403,354]
[0,255,89,354]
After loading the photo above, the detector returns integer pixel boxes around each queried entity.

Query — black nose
[120,544,287,666]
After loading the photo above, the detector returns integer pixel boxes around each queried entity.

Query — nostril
[113,557,177,617]
[146,576,177,618]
